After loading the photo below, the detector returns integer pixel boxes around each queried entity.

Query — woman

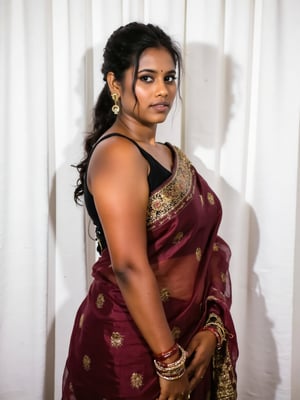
[62,22,238,400]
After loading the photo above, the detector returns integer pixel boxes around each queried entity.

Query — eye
[139,75,153,83]
[165,75,177,83]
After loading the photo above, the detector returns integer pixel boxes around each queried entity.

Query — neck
[110,115,157,144]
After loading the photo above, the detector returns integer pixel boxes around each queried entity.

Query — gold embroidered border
[146,146,194,229]
[212,342,237,400]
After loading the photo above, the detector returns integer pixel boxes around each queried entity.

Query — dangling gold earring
[111,93,120,115]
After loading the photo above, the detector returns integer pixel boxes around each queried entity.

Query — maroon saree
[62,146,238,400]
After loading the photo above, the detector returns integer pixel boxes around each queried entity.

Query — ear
[106,72,121,96]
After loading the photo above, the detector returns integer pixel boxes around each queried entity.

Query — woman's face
[119,47,177,126]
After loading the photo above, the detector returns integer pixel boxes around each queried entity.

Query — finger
[186,357,204,377]
[189,368,206,392]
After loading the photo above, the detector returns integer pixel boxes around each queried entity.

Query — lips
[150,102,170,111]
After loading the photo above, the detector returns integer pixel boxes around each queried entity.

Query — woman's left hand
[185,330,217,392]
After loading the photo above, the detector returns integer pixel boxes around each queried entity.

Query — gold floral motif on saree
[146,147,194,228]
[196,247,202,262]
[213,243,219,251]
[130,372,143,389]
[96,293,105,309]
[82,355,91,371]
[79,313,84,328]
[171,326,181,340]
[207,192,215,205]
[172,231,184,244]
[110,331,124,348]
[160,288,170,302]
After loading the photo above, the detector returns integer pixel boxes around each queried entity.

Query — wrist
[200,326,218,346]
[201,313,227,349]
[153,343,187,381]
[154,343,178,362]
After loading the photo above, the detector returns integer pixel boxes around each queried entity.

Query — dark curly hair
[74,22,182,203]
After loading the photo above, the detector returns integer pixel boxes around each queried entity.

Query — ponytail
[73,83,116,204]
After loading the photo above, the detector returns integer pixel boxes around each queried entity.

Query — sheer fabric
[62,146,237,399]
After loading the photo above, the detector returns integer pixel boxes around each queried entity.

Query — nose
[156,79,168,97]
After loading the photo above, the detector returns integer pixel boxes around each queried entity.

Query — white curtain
[1,1,299,399]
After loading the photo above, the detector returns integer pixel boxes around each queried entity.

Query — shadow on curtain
[184,42,280,399]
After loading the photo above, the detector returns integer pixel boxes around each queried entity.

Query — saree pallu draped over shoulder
[62,146,238,400]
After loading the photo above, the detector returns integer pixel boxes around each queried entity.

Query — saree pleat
[62,146,238,400]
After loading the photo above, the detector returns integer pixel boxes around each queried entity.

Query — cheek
[134,86,150,103]
[120,89,138,110]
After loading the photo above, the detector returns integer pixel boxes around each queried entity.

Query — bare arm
[88,137,175,355]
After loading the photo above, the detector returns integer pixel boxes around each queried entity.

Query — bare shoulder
[87,135,148,188]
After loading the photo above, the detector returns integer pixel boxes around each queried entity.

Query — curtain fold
[0,1,299,399]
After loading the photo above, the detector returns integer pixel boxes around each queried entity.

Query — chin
[152,115,169,124]
[139,113,169,126]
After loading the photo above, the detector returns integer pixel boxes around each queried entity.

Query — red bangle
[154,343,178,361]
[201,326,221,345]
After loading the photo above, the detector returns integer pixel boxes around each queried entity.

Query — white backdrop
[1,1,300,399]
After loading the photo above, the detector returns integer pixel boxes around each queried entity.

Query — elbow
[112,262,134,286]
[112,258,147,286]
[114,268,129,285]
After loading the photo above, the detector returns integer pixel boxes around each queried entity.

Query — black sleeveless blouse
[84,133,173,253]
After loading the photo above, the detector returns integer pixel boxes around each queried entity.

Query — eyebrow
[138,68,176,74]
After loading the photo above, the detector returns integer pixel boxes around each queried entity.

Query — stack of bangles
[153,343,187,380]
[200,313,226,349]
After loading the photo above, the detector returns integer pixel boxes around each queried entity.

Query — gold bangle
[154,343,187,380]
[156,367,185,381]
[205,313,227,347]
[154,344,186,371]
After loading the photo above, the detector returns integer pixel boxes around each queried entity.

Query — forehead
[138,47,176,71]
